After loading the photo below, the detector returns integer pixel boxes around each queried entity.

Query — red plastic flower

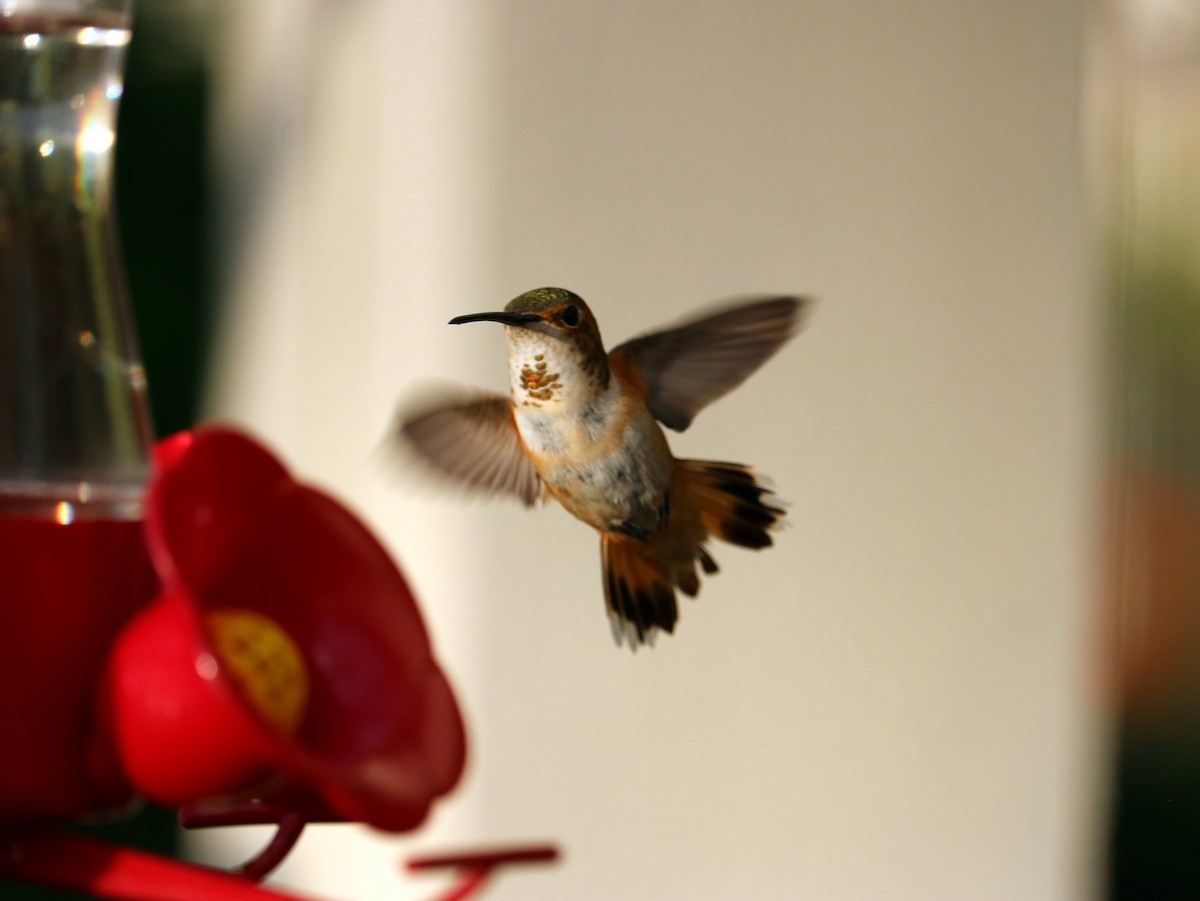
[100,427,467,832]
[0,426,556,901]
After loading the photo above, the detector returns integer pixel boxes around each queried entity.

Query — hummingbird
[395,287,806,649]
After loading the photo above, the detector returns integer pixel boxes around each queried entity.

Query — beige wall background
[194,2,1107,899]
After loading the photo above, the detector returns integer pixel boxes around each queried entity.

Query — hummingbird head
[450,287,610,407]
[450,287,597,334]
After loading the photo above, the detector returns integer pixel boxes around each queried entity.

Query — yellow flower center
[204,609,310,735]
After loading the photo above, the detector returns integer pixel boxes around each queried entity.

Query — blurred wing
[611,296,808,431]
[394,390,542,506]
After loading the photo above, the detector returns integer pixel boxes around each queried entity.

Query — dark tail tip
[682,459,786,550]
[601,538,678,651]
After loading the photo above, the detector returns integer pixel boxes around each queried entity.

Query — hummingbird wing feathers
[396,391,542,506]
[611,296,807,431]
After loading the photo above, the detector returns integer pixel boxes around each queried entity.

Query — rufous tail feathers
[601,460,785,649]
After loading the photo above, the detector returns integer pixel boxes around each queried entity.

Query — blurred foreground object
[1096,0,1200,894]
[105,426,466,833]
[0,0,154,821]
[398,288,804,649]
[0,420,558,899]
[0,1,549,897]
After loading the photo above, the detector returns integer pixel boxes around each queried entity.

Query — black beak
[449,311,542,327]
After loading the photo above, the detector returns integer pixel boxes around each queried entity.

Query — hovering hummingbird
[395,287,806,649]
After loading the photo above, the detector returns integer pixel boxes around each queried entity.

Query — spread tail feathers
[601,537,678,649]
[679,459,786,550]
[601,460,785,650]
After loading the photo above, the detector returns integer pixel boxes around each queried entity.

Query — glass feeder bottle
[0,0,157,820]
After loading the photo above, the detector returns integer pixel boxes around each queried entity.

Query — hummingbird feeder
[0,0,556,897]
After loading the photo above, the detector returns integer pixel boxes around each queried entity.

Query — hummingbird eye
[560,305,581,328]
